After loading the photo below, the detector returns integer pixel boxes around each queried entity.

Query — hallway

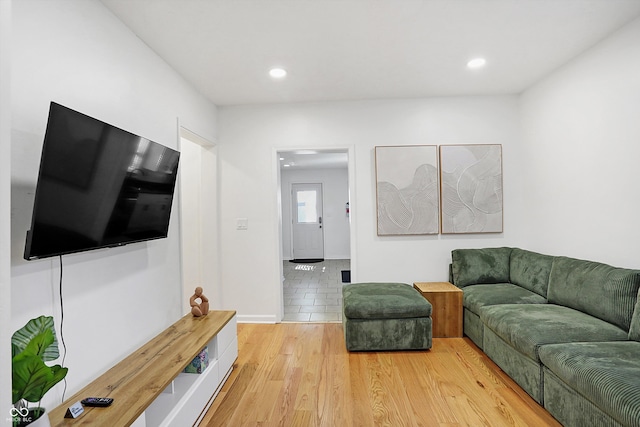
[282,259,350,322]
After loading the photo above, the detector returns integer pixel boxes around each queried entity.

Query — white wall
[10,0,218,411]
[1,0,12,419]
[520,16,640,268]
[281,167,350,260]
[219,97,523,322]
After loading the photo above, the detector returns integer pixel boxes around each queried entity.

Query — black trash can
[341,270,351,283]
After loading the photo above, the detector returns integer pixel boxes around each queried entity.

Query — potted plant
[11,315,68,427]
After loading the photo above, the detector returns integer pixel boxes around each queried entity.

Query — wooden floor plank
[201,323,561,427]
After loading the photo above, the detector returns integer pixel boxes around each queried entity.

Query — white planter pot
[29,411,51,427]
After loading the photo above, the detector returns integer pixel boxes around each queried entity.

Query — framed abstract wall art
[439,144,503,234]
[375,145,439,235]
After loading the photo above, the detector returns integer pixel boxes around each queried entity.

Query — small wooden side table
[413,282,463,338]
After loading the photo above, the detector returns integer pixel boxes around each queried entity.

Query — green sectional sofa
[450,247,640,427]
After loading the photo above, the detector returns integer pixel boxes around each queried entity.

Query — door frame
[273,146,357,322]
[178,126,219,314]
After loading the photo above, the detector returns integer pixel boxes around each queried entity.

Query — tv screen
[24,102,180,260]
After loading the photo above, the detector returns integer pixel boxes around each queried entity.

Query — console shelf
[49,310,237,427]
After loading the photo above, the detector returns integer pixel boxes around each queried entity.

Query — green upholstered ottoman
[342,282,433,351]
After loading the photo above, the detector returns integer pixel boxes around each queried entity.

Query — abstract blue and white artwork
[375,145,439,235]
[439,144,503,234]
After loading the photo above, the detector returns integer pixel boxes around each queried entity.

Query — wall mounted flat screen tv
[24,102,180,260]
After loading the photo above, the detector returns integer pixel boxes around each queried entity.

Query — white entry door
[292,183,324,260]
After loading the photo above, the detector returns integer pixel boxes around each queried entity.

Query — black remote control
[81,397,113,407]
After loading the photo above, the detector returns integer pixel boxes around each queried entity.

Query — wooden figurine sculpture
[190,286,210,317]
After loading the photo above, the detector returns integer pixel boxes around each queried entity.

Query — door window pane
[296,190,317,223]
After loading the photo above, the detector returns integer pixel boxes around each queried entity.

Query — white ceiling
[100,0,640,107]
[99,0,640,169]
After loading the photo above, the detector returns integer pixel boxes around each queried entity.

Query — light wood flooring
[200,323,561,427]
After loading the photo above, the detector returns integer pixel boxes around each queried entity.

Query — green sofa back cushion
[627,292,640,341]
[509,248,553,298]
[548,256,640,331]
[451,247,512,288]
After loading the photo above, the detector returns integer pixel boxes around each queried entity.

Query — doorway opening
[276,148,354,322]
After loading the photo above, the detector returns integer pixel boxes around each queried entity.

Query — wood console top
[413,281,462,293]
[48,310,236,426]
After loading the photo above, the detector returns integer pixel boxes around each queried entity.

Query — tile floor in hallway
[282,259,350,322]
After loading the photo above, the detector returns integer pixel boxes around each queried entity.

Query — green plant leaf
[38,365,68,400]
[12,353,53,403]
[11,316,59,361]
[12,316,68,405]
[22,330,54,358]
[12,351,69,404]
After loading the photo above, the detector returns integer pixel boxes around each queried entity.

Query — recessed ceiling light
[269,68,287,79]
[467,58,487,69]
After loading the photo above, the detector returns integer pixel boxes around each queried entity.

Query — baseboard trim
[237,314,278,324]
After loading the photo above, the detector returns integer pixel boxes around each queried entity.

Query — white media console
[49,311,238,427]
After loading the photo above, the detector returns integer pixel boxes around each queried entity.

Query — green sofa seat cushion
[463,283,547,315]
[480,304,629,361]
[451,247,512,288]
[343,282,432,319]
[539,341,640,427]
